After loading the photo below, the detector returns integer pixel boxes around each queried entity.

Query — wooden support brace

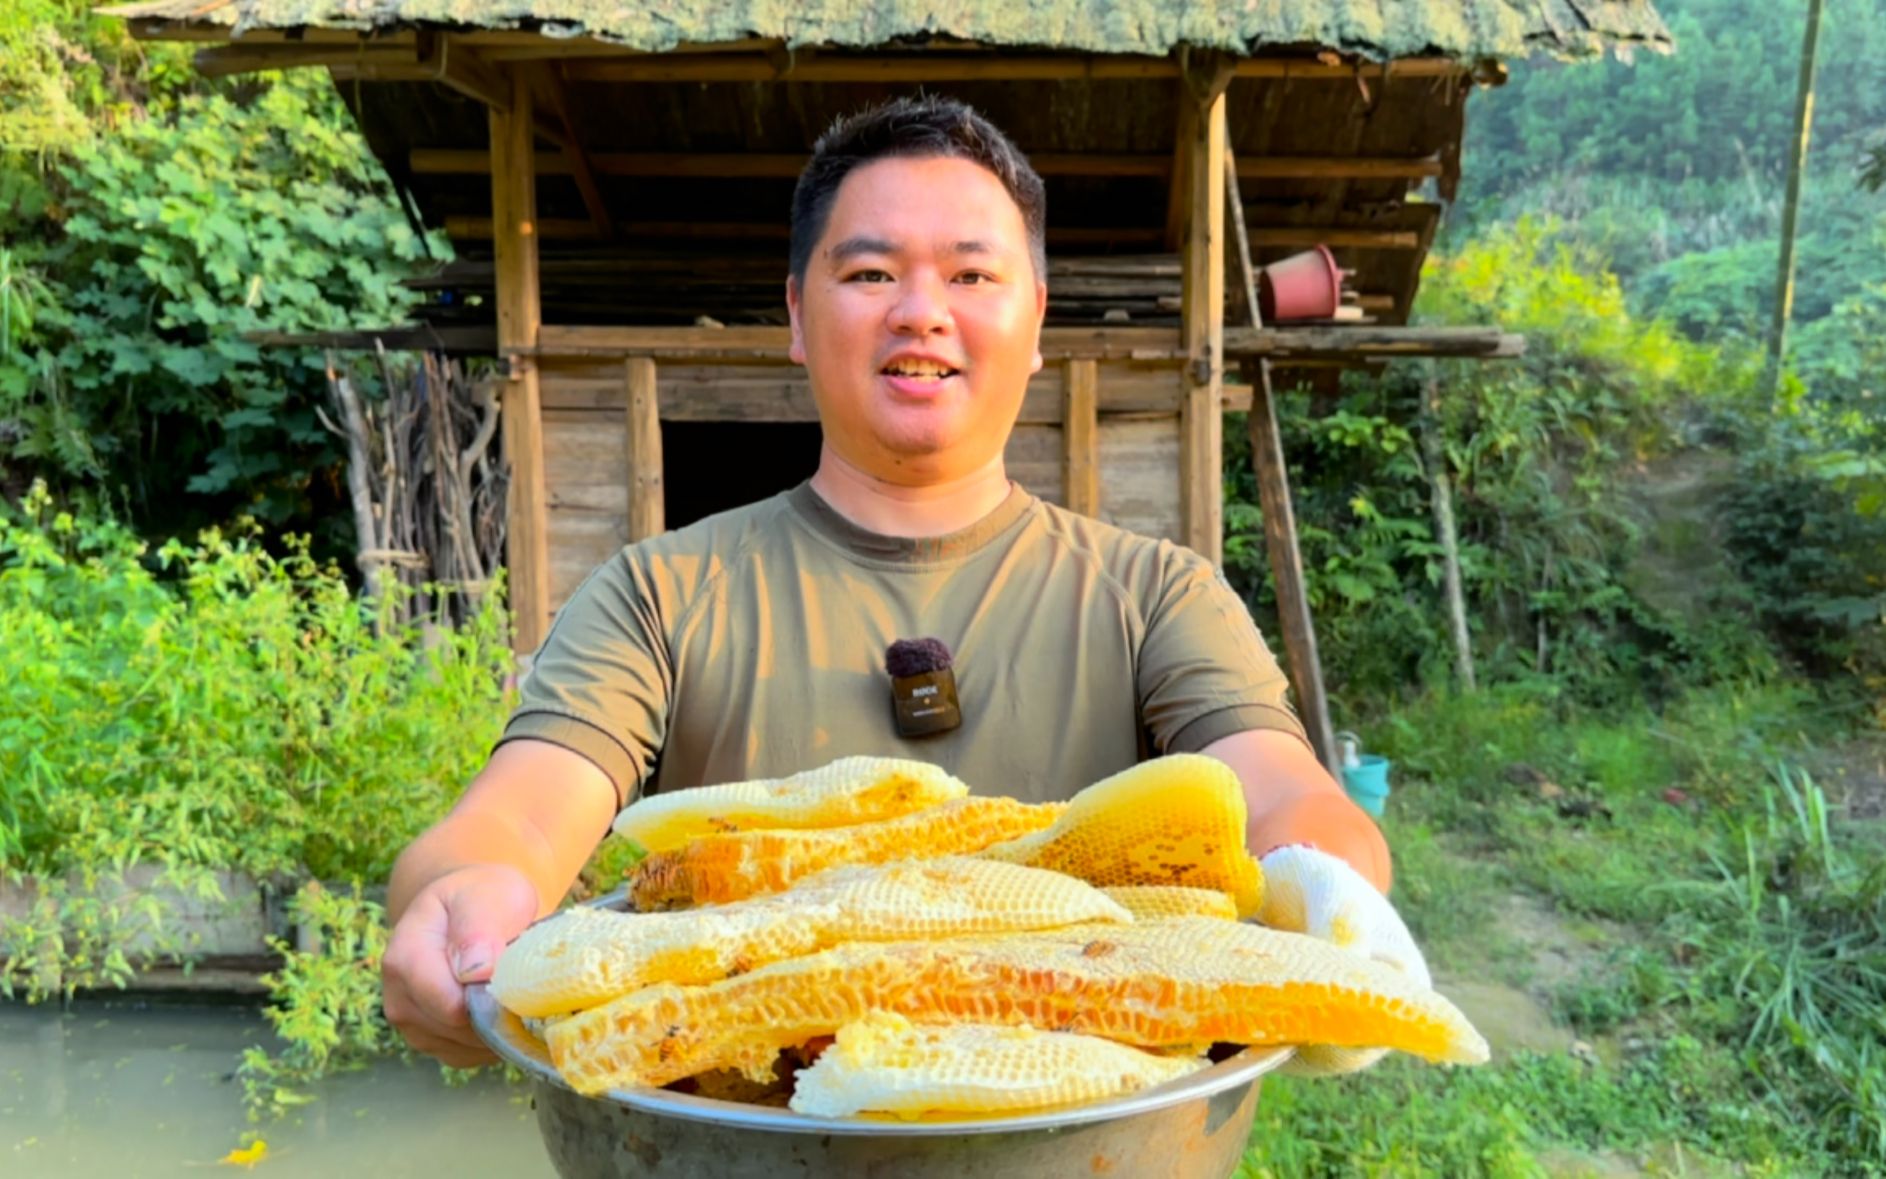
[528,65,614,238]
[1062,358,1100,517]
[1244,359,1338,773]
[491,69,550,654]
[626,357,665,540]
[1226,142,1338,774]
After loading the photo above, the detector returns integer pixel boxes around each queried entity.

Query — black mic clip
[885,637,963,738]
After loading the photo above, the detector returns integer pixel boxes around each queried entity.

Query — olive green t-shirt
[499,480,1307,808]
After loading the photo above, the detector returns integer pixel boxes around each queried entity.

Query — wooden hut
[112,1,1669,768]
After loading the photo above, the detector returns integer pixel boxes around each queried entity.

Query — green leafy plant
[0,481,514,999]
[237,882,399,1119]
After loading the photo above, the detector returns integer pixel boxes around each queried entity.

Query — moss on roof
[107,0,1670,61]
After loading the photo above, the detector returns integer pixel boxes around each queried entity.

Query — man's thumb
[444,868,539,984]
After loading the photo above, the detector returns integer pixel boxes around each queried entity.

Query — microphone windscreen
[886,637,954,678]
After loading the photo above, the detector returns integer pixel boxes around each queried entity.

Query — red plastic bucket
[1258,245,1342,321]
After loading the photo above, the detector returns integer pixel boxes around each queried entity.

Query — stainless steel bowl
[468,892,1292,1178]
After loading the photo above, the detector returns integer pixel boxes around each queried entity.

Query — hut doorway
[659,420,824,529]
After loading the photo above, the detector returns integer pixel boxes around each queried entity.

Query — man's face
[787,155,1048,486]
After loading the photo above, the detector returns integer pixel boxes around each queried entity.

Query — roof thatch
[107,0,1670,61]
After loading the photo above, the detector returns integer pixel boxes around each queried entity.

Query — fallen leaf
[219,1139,268,1168]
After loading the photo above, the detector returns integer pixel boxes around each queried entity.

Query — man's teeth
[884,363,955,378]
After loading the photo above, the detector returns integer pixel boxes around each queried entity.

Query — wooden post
[1178,53,1234,566]
[1225,133,1338,774]
[491,69,550,654]
[626,356,664,540]
[1062,358,1100,516]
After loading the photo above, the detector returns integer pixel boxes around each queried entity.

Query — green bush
[1,2,443,545]
[0,481,513,998]
[1224,220,1777,704]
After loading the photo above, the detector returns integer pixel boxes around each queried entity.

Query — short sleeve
[495,553,673,808]
[1136,553,1311,755]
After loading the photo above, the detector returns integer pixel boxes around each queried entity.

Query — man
[382,96,1421,1072]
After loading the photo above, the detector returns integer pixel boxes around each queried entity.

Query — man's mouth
[880,360,960,381]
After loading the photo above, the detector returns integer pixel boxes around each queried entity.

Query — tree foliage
[0,2,441,546]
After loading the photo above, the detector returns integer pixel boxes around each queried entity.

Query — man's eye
[956,272,995,285]
[846,269,892,282]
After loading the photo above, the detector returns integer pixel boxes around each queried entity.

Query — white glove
[1255,844,1432,1077]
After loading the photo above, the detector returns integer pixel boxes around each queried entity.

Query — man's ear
[1028,278,1048,375]
[786,274,807,366]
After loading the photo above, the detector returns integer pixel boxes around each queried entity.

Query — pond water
[1,998,555,1178]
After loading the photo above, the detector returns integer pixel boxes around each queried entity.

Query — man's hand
[381,863,541,1067]
[1257,844,1432,1076]
[380,739,618,1067]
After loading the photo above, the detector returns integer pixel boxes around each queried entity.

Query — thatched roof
[108,0,1670,61]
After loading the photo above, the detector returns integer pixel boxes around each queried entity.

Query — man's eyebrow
[823,237,1004,264]
[825,236,898,264]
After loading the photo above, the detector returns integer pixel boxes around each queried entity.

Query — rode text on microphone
[885,637,962,738]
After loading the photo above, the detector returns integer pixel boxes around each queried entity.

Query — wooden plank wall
[538,361,1185,609]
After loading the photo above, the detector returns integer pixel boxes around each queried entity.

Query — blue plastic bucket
[1341,754,1392,817]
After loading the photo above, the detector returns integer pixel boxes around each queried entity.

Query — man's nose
[887,272,953,335]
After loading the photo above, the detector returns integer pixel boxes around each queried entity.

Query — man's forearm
[386,807,565,924]
[1200,728,1392,893]
[386,741,620,925]
[1246,788,1391,893]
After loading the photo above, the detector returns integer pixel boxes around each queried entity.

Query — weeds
[1335,684,1886,1174]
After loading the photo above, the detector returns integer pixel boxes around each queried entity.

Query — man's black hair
[788,95,1047,284]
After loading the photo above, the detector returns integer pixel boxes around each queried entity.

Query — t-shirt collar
[787,479,1034,565]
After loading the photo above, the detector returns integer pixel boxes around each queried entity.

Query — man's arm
[387,739,618,923]
[381,739,619,1066]
[1199,728,1391,893]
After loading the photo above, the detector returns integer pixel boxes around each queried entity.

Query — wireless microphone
[885,637,962,738]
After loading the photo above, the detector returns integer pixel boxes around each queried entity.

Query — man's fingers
[398,1021,500,1069]
[382,888,489,1061]
[442,868,540,984]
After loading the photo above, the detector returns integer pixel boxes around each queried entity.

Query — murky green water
[0,998,555,1178]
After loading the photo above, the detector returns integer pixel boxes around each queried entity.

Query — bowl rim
[467,887,1296,1137]
[468,984,1291,1137]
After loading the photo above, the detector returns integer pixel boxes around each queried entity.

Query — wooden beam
[194,42,417,77]
[532,325,1182,362]
[1178,51,1235,566]
[1062,359,1101,517]
[424,36,512,113]
[559,54,1460,84]
[1224,325,1524,359]
[1242,227,1421,249]
[491,70,551,655]
[442,217,1168,246]
[625,357,664,539]
[528,65,613,237]
[408,149,1444,182]
[522,324,1517,363]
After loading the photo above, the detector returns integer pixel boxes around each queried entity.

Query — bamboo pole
[1766,0,1824,400]
[1420,370,1475,692]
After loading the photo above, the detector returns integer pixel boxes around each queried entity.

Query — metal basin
[467,893,1292,1179]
